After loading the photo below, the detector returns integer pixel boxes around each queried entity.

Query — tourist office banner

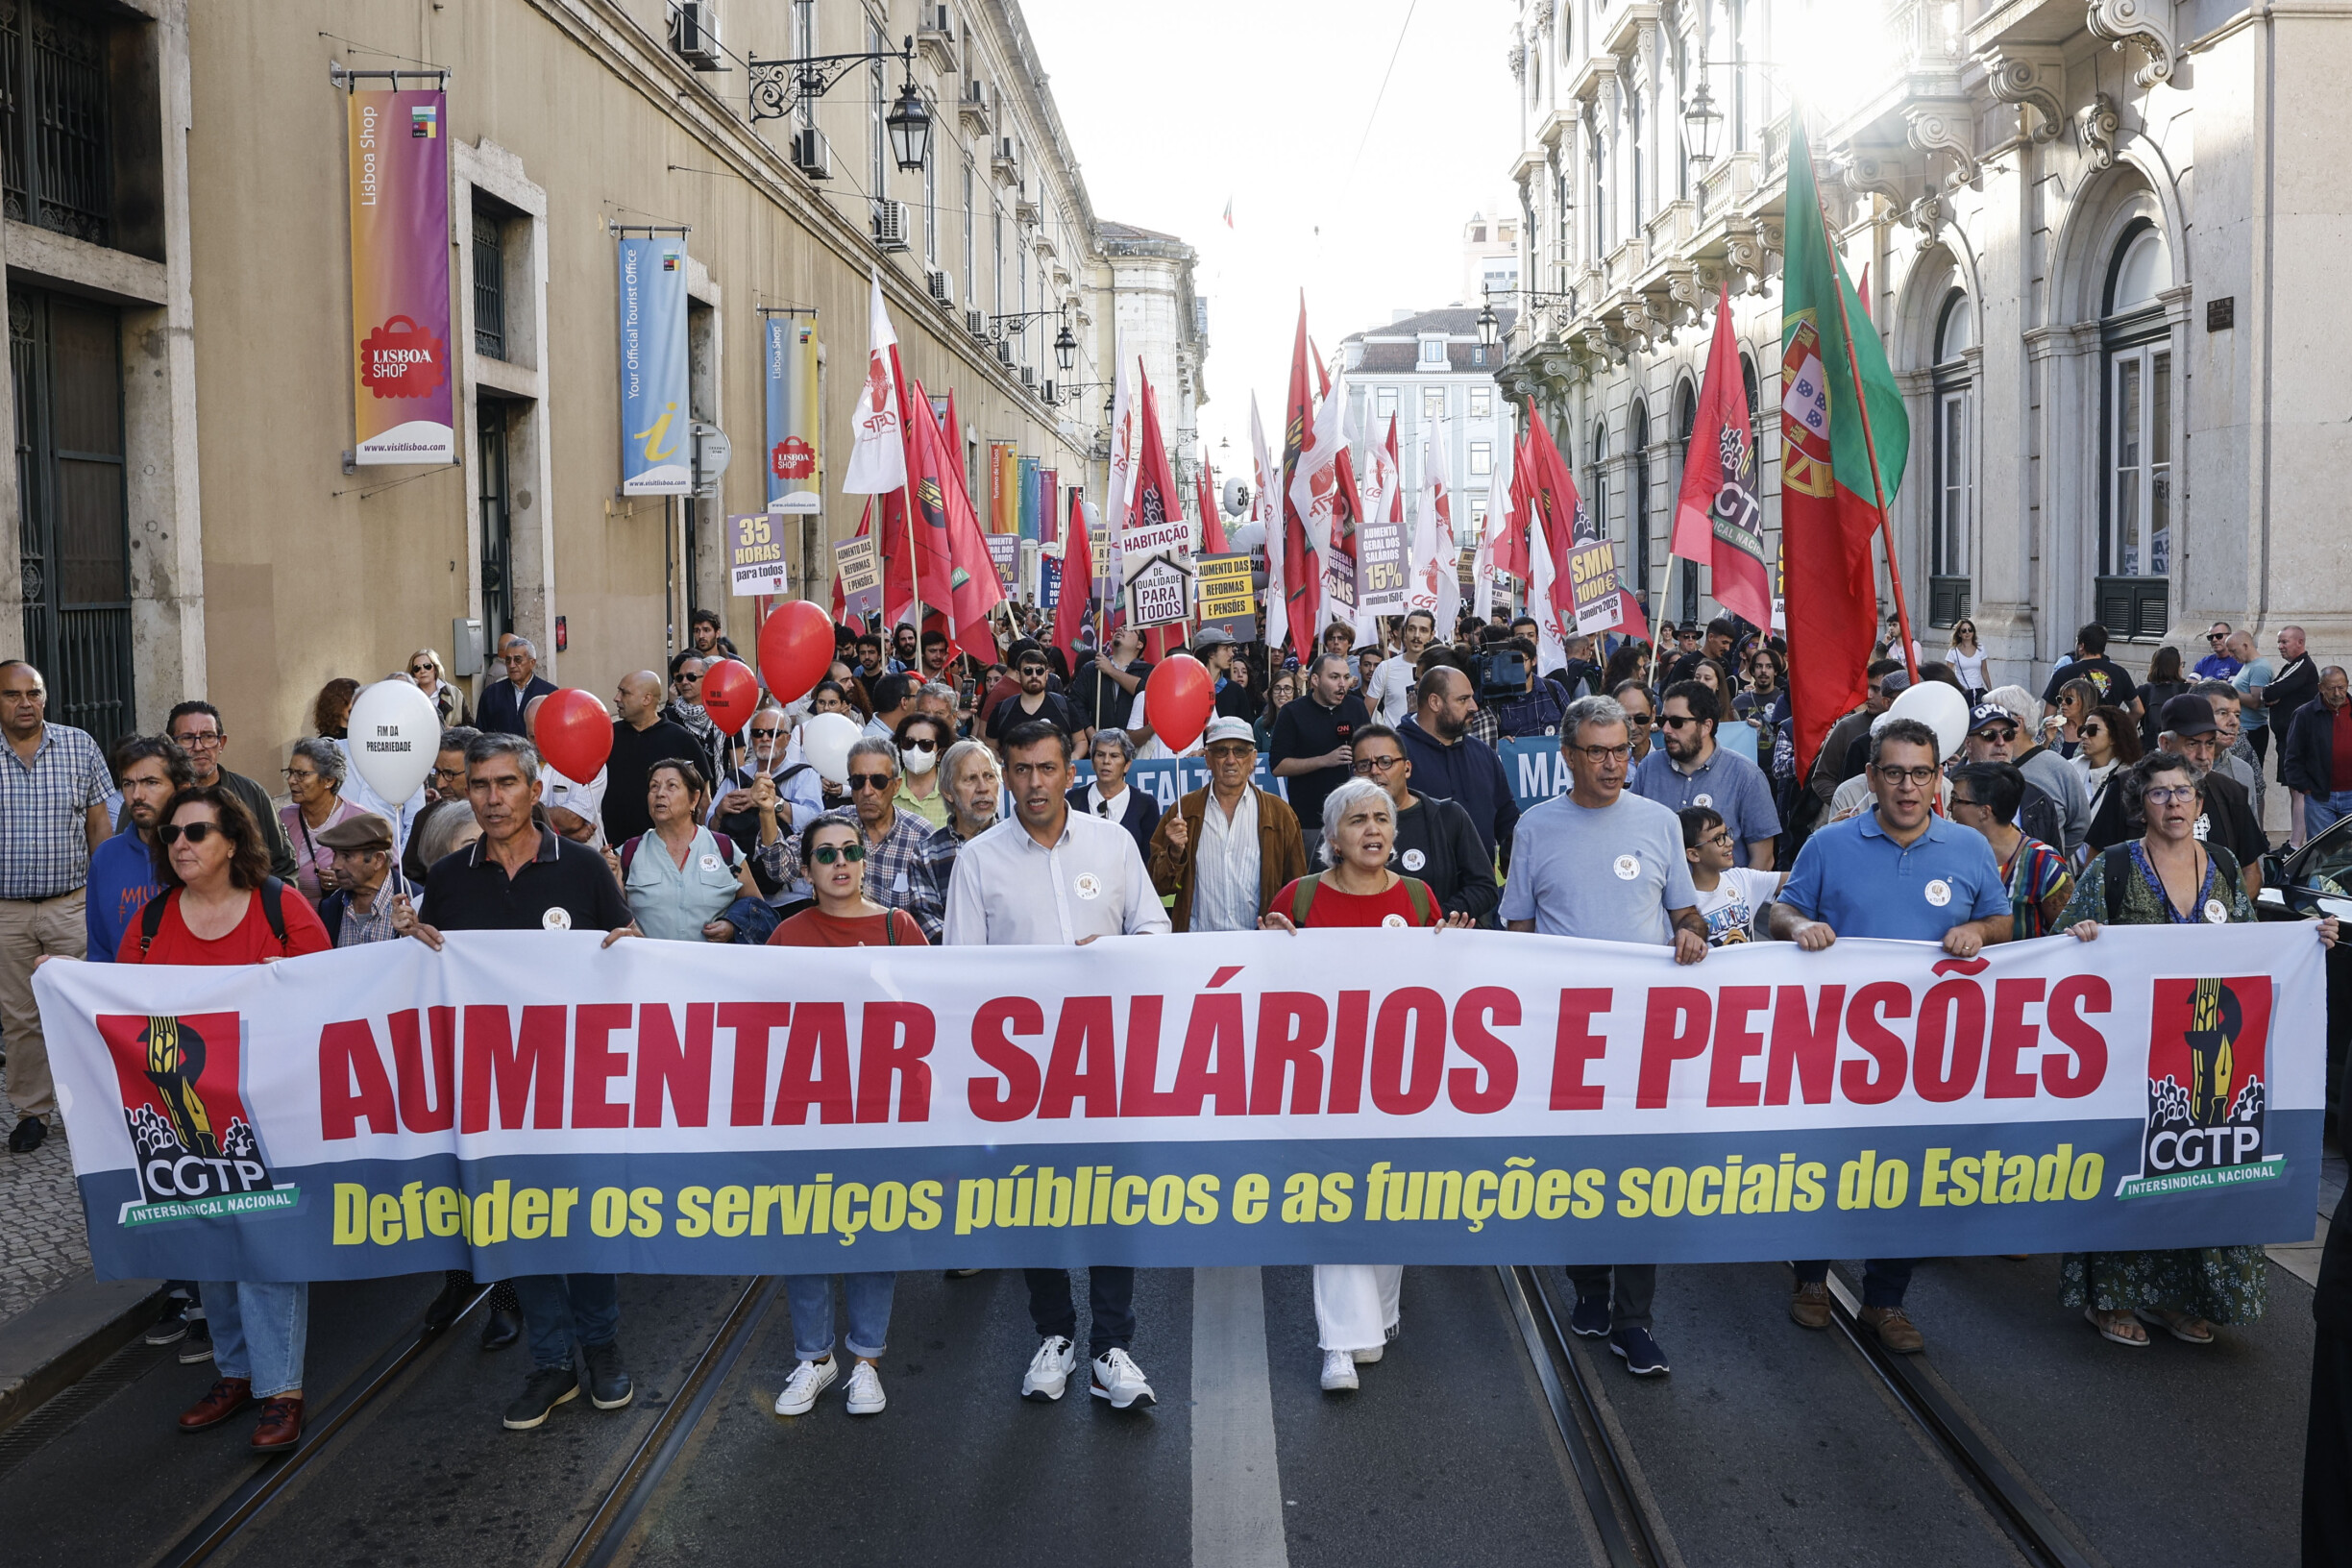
[346,87,454,464]
[616,235,691,495]
[37,925,2320,1282]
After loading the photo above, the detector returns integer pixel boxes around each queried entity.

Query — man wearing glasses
[1630,680,1780,869]
[1958,704,2067,856]
[165,701,298,882]
[1610,679,1660,765]
[1147,717,1305,931]
[1504,695,1706,1378]
[984,649,1079,758]
[478,634,556,738]
[2194,622,2242,681]
[1771,716,2010,1354]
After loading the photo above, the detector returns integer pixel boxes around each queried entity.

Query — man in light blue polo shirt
[1630,678,1780,868]
[1769,715,2011,1354]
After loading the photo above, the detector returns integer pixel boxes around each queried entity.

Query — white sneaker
[1352,1345,1384,1365]
[773,1356,838,1416]
[843,1360,886,1415]
[1320,1349,1360,1391]
[1090,1347,1156,1409]
[1022,1335,1077,1401]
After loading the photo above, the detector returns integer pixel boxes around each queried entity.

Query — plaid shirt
[756,804,937,938]
[1465,704,1501,747]
[0,723,110,899]
[1484,682,1569,740]
[907,818,989,943]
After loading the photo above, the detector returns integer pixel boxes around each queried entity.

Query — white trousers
[1313,1264,1404,1353]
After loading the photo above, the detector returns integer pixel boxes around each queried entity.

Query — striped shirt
[0,723,109,899]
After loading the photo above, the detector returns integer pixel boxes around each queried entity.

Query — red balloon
[759,600,836,705]
[1147,653,1215,753]
[536,688,613,782]
[700,658,759,736]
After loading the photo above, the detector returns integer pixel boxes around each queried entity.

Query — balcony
[915,6,956,74]
[958,79,991,135]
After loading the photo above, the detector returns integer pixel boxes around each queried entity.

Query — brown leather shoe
[178,1377,253,1432]
[1789,1281,1832,1330]
[1860,1306,1924,1354]
[249,1396,305,1453]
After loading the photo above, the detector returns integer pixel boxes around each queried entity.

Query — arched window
[1629,399,1652,598]
[1930,288,1975,626]
[2099,219,2173,634]
[1586,421,1608,546]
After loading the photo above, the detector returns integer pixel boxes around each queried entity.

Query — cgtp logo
[2119,976,2280,1198]
[97,1012,295,1224]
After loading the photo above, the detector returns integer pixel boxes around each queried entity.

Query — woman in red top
[1262,778,1472,932]
[119,786,331,1453]
[767,815,926,948]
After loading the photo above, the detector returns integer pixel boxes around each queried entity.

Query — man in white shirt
[1365,609,1434,725]
[1146,717,1306,932]
[943,718,1167,1410]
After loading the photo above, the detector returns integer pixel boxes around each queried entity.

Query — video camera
[1473,647,1529,701]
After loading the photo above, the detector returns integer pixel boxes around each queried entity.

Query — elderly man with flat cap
[314,813,406,947]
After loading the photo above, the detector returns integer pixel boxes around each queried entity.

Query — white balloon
[344,678,440,806]
[1887,679,1971,761]
[799,712,862,787]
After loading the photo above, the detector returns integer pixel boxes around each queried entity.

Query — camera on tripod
[1473,648,1528,700]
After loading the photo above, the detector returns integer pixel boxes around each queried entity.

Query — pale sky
[1019,0,1522,478]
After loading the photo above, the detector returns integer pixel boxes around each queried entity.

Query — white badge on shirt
[1401,848,1426,871]
[1924,878,1952,907]
[2203,897,2227,924]
[1074,871,1103,900]
[699,853,723,872]
[1693,792,1714,809]
[1612,854,1640,881]
[2193,814,2212,842]
[1381,913,1408,928]
[541,907,572,931]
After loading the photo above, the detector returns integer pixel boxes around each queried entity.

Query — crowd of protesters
[0,597,2342,1484]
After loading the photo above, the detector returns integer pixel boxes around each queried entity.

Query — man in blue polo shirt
[1768,715,2010,1355]
[1630,679,1780,868]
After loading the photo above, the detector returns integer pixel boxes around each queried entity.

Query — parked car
[2259,819,2352,1145]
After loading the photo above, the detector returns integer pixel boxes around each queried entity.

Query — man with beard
[1395,664,1515,867]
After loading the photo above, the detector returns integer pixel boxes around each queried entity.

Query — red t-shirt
[768,907,928,947]
[115,888,333,966]
[1271,875,1437,929]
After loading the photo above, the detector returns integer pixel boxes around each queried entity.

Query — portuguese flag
[1780,114,1911,779]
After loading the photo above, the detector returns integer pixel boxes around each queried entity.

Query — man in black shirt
[395,733,638,1433]
[1270,650,1372,830]
[602,671,701,845]
[1072,625,1148,732]
[986,647,1079,754]
[2041,622,2141,715]
[2253,625,2321,789]
[2154,694,2266,896]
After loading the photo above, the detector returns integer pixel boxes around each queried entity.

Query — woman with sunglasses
[280,737,363,901]
[1945,620,1990,703]
[616,759,764,943]
[2059,752,2338,1349]
[2074,702,2144,853]
[891,714,953,829]
[407,649,472,725]
[118,787,331,1452]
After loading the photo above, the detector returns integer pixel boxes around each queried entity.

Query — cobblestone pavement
[0,1059,90,1325]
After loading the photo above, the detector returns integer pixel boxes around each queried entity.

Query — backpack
[1290,874,1433,927]
[2101,842,2238,923]
[140,877,291,957]
[619,831,742,881]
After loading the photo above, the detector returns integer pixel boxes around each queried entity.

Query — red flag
[1053,486,1093,670]
[1279,301,1321,653]
[1132,370,1189,660]
[1669,288,1774,631]
[904,377,1004,660]
[1198,459,1229,555]
[1520,404,1582,639]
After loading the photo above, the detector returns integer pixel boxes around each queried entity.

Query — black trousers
[2306,1331,2352,1565]
[1024,1266,1135,1359]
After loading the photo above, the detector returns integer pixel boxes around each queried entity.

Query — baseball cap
[2159,693,2218,739]
[1967,701,2017,734]
[1202,717,1256,748]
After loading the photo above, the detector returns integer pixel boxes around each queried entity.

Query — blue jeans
[511,1273,621,1371]
[1794,1258,1917,1310]
[201,1280,307,1399]
[785,1273,895,1361]
[2307,790,2352,841]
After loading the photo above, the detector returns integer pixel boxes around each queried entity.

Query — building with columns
[1496,0,2352,691]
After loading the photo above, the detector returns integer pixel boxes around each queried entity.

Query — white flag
[1527,504,1568,675]
[1407,421,1460,632]
[1102,347,1136,592]
[841,267,907,495]
[1286,365,1347,561]
[1251,392,1285,652]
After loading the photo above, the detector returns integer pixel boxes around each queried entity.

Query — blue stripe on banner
[79,1112,2322,1281]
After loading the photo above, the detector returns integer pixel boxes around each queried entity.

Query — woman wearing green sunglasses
[766,814,926,949]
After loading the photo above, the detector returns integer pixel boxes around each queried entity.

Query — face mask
[903,745,938,775]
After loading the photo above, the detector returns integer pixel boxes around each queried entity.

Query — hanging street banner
[39,925,2317,1281]
[832,534,883,623]
[1195,551,1258,639]
[617,236,692,495]
[764,314,821,514]
[346,87,454,465]
[727,513,788,597]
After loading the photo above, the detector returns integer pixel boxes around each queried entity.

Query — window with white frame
[1468,440,1493,477]
[868,22,887,197]
[1376,385,1397,421]
[923,141,939,266]
[1931,289,1975,598]
[963,161,975,304]
[1419,337,1447,365]
[2102,224,2173,582]
[1423,386,1445,422]
[1470,385,1492,418]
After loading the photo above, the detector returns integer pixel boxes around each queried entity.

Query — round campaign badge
[2204,898,2228,924]
[1612,854,1641,881]
[698,853,723,872]
[1381,913,1409,928]
[1401,848,1426,871]
[1924,878,1953,907]
[1694,793,1714,808]
[1073,872,1103,901]
[541,907,573,931]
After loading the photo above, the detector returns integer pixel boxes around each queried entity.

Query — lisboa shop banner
[346,88,453,464]
[38,926,2319,1282]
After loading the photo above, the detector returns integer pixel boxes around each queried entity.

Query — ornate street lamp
[1053,321,1078,373]
[885,75,932,173]
[1682,72,1724,169]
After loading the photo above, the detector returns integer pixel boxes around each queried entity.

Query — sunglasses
[902,738,939,753]
[748,726,783,740]
[847,772,894,792]
[1973,725,2019,743]
[2208,633,2228,642]
[1623,712,1654,726]
[678,671,703,683]
[1018,665,1049,677]
[2080,724,2105,738]
[1658,714,1701,730]
[159,821,222,845]
[809,842,868,865]
[409,663,435,675]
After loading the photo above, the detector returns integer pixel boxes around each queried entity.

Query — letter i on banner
[347,85,454,464]
[618,235,692,494]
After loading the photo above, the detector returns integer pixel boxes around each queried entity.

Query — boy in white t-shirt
[1678,805,1784,945]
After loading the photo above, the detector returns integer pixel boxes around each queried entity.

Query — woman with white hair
[279,736,362,900]
[1261,776,1468,1390]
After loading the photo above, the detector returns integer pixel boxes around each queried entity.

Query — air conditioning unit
[871,199,913,253]
[926,268,955,306]
[670,1,723,70]
[789,127,831,180]
[965,307,988,338]
[995,340,1015,366]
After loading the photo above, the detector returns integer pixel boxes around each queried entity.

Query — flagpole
[1654,552,1677,647]
[1810,169,1921,683]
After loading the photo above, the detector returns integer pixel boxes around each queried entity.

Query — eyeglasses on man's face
[1621,711,1654,727]
[172,728,224,750]
[1658,714,1701,731]
[1568,743,1633,763]
[1874,765,1939,787]
[847,772,895,793]
[1351,753,1404,775]
[748,726,783,741]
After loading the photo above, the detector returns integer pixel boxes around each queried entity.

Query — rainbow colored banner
[346,88,454,465]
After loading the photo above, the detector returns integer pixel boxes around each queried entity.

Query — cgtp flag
[842,267,907,496]
[1672,286,1774,633]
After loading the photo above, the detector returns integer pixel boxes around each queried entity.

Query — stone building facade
[1497,0,2351,690]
